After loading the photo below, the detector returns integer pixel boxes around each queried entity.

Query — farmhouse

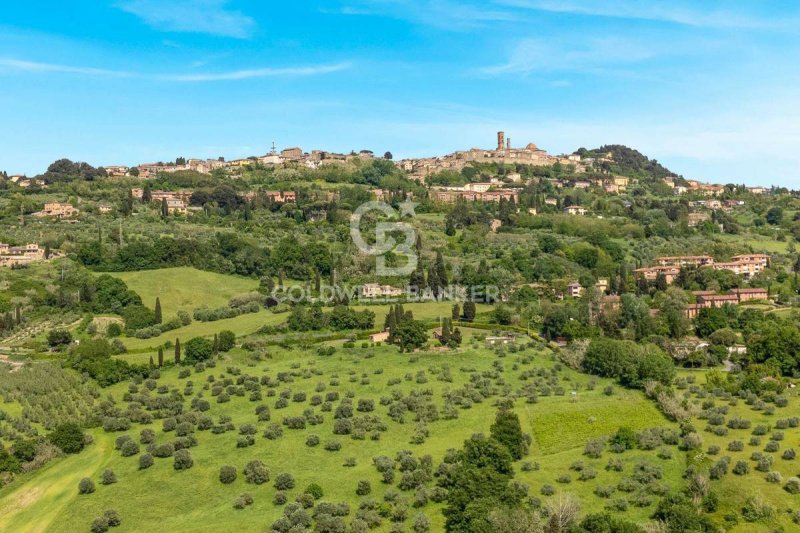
[360,284,403,299]
[0,243,47,267]
[32,202,78,219]
[564,205,587,216]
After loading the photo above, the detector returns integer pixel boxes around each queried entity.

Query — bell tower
[497,131,505,151]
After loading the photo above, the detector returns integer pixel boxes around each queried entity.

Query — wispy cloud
[117,0,256,38]
[0,58,135,77]
[496,0,796,30]
[334,0,519,30]
[0,58,351,82]
[478,36,660,76]
[159,63,352,81]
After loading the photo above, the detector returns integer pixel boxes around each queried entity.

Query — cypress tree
[452,327,462,346]
[212,333,219,353]
[154,297,162,324]
[174,339,181,364]
[489,406,528,460]
[384,305,395,329]
[158,347,164,368]
[149,355,155,368]
[427,263,438,297]
[451,303,460,321]
[160,198,168,218]
[440,318,451,345]
[462,300,476,322]
[436,251,448,288]
[14,306,21,325]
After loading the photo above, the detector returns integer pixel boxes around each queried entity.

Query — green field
[108,267,260,317]
[0,338,685,532]
[105,267,491,352]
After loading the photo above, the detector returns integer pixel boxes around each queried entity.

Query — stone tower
[497,131,505,151]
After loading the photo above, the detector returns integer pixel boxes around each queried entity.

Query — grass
[524,391,665,455]
[107,267,259,317]
[716,233,789,254]
[108,265,493,353]
[0,338,685,532]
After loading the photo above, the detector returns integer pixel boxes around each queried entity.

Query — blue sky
[1,1,799,185]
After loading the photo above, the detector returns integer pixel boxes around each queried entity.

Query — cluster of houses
[431,181,520,203]
[397,131,582,181]
[667,178,769,197]
[572,277,769,321]
[129,187,298,215]
[685,288,769,318]
[0,243,56,267]
[4,175,46,188]
[110,146,381,179]
[32,202,79,219]
[635,254,770,284]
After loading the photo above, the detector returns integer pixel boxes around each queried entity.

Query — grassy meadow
[0,336,686,532]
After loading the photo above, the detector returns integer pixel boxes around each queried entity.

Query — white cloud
[117,0,256,38]
[0,58,351,82]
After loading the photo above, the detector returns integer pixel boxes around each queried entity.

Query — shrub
[305,482,324,500]
[173,449,193,470]
[244,460,270,484]
[766,471,783,484]
[727,440,744,452]
[782,448,796,460]
[90,517,109,533]
[412,513,430,533]
[324,440,342,452]
[103,509,121,527]
[784,477,800,494]
[357,480,371,496]
[306,434,320,447]
[274,472,295,490]
[584,437,605,458]
[138,453,154,470]
[264,424,283,440]
[732,461,749,475]
[79,477,95,494]
[120,440,139,457]
[49,422,86,454]
[540,484,555,495]
[219,465,237,484]
[153,443,174,458]
[100,469,117,485]
[184,336,214,364]
[273,491,288,505]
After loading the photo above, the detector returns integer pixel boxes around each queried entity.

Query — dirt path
[0,434,110,532]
